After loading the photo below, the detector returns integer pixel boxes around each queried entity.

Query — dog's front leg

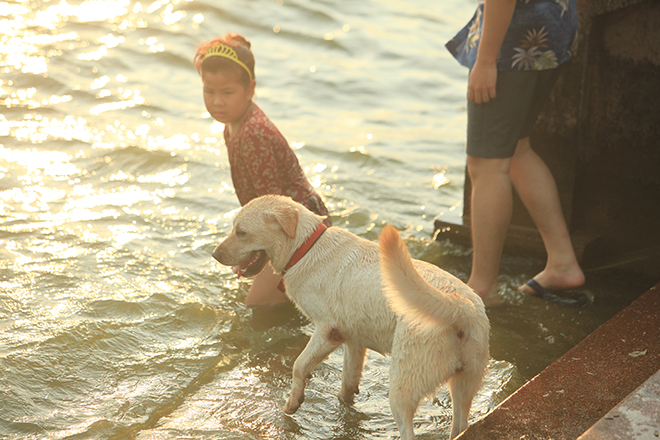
[284,329,342,415]
[340,344,366,403]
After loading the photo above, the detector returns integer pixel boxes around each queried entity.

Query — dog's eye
[236,228,247,238]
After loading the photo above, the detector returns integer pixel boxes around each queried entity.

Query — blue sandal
[524,279,590,307]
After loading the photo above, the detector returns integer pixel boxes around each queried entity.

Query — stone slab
[577,368,660,440]
[457,282,660,440]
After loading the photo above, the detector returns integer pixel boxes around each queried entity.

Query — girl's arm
[468,0,517,104]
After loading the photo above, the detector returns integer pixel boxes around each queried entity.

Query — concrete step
[577,368,660,440]
[457,282,660,440]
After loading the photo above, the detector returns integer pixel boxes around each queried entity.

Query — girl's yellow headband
[202,44,253,81]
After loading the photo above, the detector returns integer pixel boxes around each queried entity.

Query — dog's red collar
[282,223,328,275]
[277,223,327,292]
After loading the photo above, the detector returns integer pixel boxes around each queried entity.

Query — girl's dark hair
[194,34,255,86]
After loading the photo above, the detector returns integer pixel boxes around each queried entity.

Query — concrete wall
[463,0,660,275]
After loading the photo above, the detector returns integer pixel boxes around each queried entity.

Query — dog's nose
[212,245,224,263]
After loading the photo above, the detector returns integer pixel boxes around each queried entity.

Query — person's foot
[468,282,504,308]
[518,266,585,295]
[480,290,503,308]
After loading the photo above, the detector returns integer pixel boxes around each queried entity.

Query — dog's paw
[340,385,359,403]
[283,394,304,414]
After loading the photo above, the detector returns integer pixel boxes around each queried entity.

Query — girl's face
[202,70,255,126]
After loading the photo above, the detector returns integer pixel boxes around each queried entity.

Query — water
[0,0,655,439]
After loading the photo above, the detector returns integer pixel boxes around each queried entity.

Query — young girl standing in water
[194,34,331,306]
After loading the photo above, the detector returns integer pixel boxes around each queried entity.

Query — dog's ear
[265,205,299,239]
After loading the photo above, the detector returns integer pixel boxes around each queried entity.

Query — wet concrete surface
[577,368,660,440]
[457,282,660,440]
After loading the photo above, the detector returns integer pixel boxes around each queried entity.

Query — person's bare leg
[509,137,585,293]
[245,262,289,306]
[466,155,512,305]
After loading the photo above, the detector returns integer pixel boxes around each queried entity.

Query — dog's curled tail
[378,224,474,329]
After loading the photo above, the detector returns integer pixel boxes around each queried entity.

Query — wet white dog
[212,195,490,439]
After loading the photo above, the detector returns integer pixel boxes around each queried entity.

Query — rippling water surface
[0,1,653,439]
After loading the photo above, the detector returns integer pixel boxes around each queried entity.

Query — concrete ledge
[458,282,660,440]
[433,218,595,262]
[577,369,660,440]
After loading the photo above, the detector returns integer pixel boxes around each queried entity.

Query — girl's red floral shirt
[224,104,316,207]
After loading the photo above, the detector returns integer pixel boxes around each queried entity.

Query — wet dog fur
[212,195,490,439]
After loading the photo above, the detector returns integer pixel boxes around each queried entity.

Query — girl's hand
[468,61,498,104]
